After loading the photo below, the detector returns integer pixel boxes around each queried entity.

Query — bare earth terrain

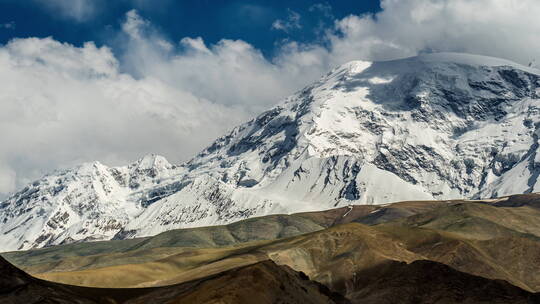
[2,193,540,303]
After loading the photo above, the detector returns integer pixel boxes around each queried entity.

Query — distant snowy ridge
[2,52,540,251]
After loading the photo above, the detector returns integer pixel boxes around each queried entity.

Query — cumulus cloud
[121,10,318,113]
[2,1,540,197]
[271,9,302,33]
[0,10,329,197]
[322,0,540,64]
[0,9,331,197]
[34,0,98,22]
[122,9,149,40]
[0,37,248,195]
[273,0,540,76]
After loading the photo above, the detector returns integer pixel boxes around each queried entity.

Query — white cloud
[0,36,249,195]
[0,10,331,197]
[272,0,540,74]
[0,165,16,194]
[272,9,302,33]
[122,9,148,40]
[121,10,317,113]
[34,0,98,22]
[2,1,540,197]
[322,0,540,65]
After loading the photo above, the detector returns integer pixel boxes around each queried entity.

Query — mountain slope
[0,255,350,304]
[0,255,95,304]
[348,259,539,304]
[120,260,351,304]
[8,195,539,296]
[18,203,540,295]
[2,52,540,251]
[0,154,183,250]
[1,200,448,274]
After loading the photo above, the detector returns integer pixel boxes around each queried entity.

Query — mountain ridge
[2,52,540,251]
[4,194,540,302]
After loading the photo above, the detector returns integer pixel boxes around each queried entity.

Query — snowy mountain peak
[75,160,108,175]
[131,154,172,171]
[413,52,540,73]
[125,154,176,187]
[2,52,540,251]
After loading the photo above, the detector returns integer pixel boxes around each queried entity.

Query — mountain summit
[2,52,540,251]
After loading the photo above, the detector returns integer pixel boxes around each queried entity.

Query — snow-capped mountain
[0,154,183,251]
[2,52,540,251]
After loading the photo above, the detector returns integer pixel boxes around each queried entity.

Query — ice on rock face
[125,154,177,189]
[0,155,180,251]
[2,53,540,251]
[132,154,173,173]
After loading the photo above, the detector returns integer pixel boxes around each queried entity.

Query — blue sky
[0,1,381,59]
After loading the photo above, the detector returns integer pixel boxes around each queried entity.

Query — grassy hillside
[2,201,443,272]
[0,255,350,304]
[3,193,540,300]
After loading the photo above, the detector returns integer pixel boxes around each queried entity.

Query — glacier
[1,52,540,251]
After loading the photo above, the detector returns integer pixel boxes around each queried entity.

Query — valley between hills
[2,193,540,303]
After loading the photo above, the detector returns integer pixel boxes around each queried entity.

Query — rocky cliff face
[0,154,182,250]
[2,52,540,251]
